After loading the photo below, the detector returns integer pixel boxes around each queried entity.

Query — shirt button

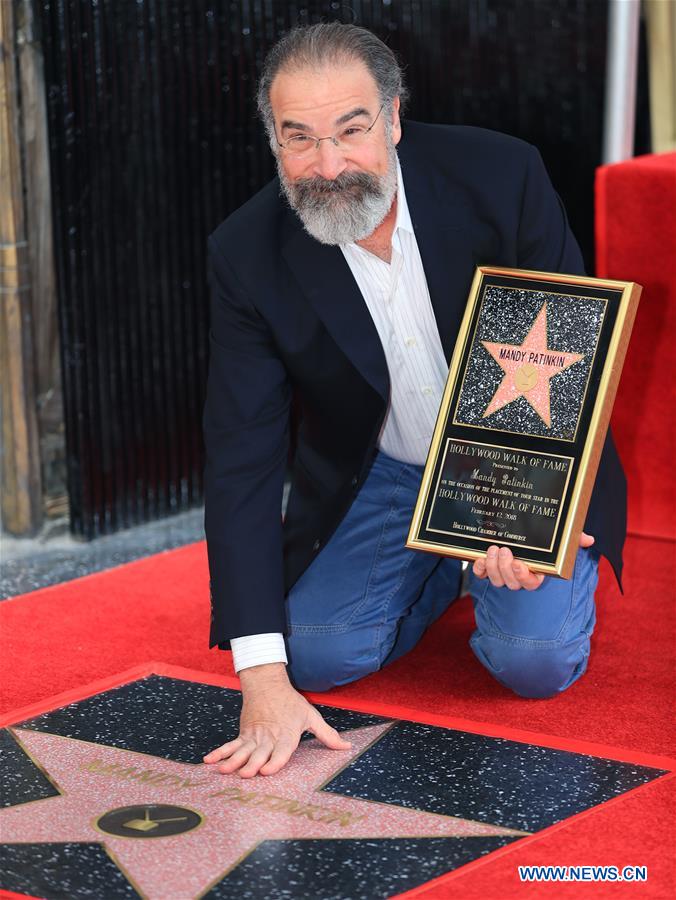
[312,539,321,551]
[422,386,433,395]
[405,337,416,347]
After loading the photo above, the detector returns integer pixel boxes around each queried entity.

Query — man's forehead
[269,61,380,124]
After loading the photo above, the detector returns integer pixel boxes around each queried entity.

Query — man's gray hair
[257,22,409,145]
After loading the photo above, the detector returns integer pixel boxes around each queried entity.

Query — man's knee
[470,631,591,699]
[286,629,379,692]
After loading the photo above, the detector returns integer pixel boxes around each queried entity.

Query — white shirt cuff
[230,633,288,673]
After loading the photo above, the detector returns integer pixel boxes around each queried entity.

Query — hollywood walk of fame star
[1,724,526,900]
[481,302,584,428]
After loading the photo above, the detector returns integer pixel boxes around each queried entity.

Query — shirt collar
[393,155,414,236]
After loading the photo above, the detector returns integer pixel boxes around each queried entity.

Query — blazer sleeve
[203,236,291,647]
[515,144,627,584]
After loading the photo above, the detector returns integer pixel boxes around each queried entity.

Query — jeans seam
[290,622,351,635]
[368,465,417,663]
[373,545,419,663]
[553,548,581,641]
[583,555,599,636]
[477,631,572,650]
[346,476,405,632]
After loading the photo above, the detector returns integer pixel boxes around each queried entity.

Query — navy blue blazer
[204,121,626,648]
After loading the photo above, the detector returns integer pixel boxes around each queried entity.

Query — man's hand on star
[472,532,595,591]
[203,663,351,778]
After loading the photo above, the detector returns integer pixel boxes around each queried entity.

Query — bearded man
[202,23,626,778]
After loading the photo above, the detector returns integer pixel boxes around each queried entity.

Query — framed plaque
[407,267,642,579]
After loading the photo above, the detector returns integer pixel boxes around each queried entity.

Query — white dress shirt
[230,158,449,673]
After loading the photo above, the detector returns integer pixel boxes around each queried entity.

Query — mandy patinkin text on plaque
[407,267,642,578]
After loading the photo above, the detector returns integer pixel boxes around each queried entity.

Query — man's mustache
[291,171,382,198]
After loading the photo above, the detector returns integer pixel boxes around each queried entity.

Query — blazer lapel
[282,220,390,401]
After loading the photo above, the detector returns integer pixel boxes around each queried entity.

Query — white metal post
[603,0,641,164]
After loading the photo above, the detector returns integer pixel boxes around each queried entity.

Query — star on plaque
[481,302,584,427]
[1,724,523,899]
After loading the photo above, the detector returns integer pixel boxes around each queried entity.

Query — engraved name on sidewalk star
[2,724,526,900]
[481,302,584,427]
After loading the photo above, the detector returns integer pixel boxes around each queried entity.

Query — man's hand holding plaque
[473,531,596,590]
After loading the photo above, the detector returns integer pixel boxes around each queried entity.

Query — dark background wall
[36,0,650,538]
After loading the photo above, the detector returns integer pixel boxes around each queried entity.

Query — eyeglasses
[276,105,384,158]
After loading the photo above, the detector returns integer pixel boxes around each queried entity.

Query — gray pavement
[0,508,206,599]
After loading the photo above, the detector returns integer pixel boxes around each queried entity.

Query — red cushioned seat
[595,152,676,540]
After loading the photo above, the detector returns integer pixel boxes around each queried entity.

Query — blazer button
[351,475,358,487]
[312,538,321,551]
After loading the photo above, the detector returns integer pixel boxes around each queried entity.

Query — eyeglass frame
[275,104,385,156]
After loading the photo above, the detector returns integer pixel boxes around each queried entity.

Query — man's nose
[311,138,347,180]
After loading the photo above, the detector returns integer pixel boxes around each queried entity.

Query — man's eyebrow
[280,107,372,133]
[335,107,371,126]
[280,118,312,132]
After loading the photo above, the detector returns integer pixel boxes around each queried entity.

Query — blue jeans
[286,450,598,698]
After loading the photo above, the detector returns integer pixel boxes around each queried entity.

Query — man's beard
[277,138,398,245]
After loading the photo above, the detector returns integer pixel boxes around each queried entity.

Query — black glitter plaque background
[0,673,668,900]
[454,287,606,440]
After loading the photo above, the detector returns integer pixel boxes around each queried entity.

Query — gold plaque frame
[407,266,642,579]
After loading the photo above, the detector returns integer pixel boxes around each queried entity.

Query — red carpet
[595,152,676,541]
[1,535,674,897]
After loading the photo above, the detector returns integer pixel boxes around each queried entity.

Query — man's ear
[391,96,402,145]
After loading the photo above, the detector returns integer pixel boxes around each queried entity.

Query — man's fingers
[512,561,545,590]
[217,742,255,774]
[484,546,505,587]
[497,547,522,590]
[580,531,595,548]
[238,743,274,779]
[259,736,299,777]
[308,713,352,750]
[203,738,242,763]
[480,545,546,591]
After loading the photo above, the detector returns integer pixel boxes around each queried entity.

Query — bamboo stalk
[0,0,43,535]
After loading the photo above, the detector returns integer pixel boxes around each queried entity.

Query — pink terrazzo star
[2,724,525,899]
[481,302,584,427]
